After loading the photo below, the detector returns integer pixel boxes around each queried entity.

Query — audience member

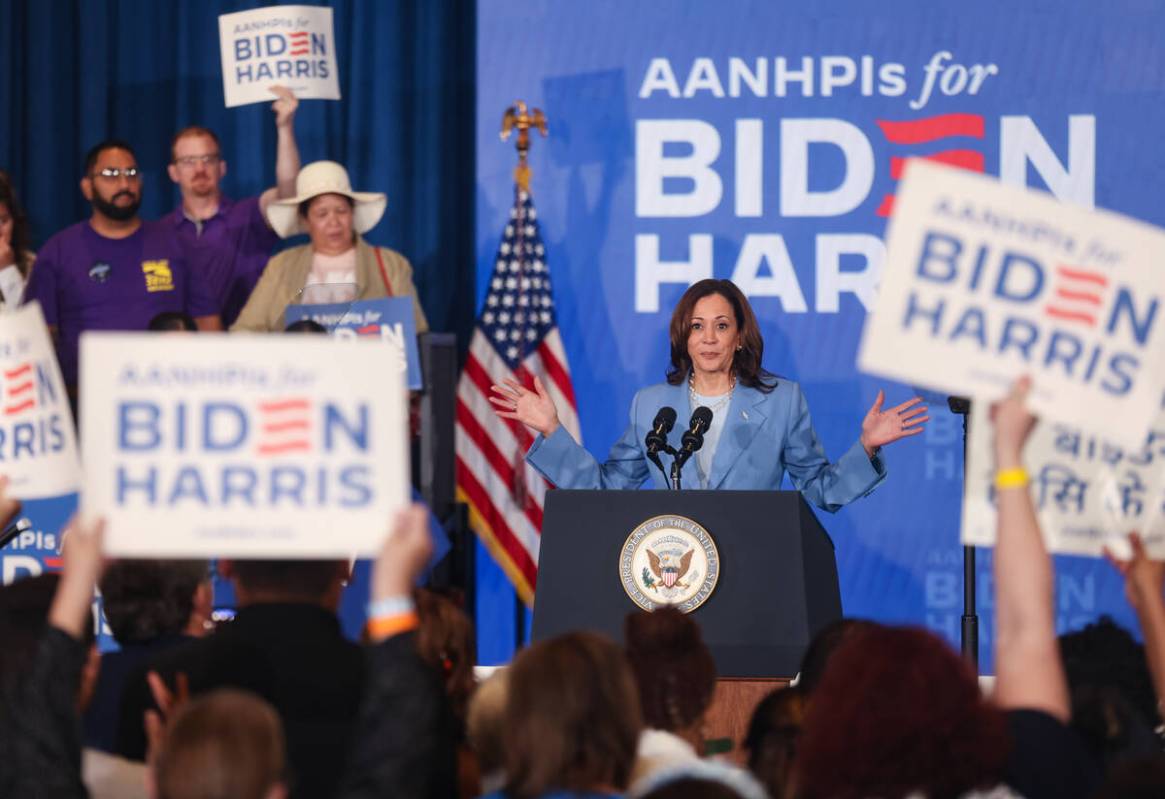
[1059,616,1162,768]
[794,617,876,695]
[414,588,477,798]
[84,559,211,753]
[154,689,288,799]
[1105,531,1165,729]
[623,607,716,788]
[0,169,35,310]
[22,139,221,396]
[148,310,199,332]
[231,160,428,333]
[467,670,511,795]
[0,510,106,798]
[117,558,361,799]
[284,318,328,333]
[165,86,301,326]
[743,685,805,799]
[488,631,642,799]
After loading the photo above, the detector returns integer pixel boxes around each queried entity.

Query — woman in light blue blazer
[490,279,927,512]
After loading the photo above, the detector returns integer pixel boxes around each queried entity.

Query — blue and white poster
[79,333,408,558]
[475,0,1165,664]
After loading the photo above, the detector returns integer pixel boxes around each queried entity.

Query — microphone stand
[948,395,978,671]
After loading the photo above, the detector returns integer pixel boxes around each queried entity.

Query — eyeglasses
[173,154,221,168]
[93,167,140,180]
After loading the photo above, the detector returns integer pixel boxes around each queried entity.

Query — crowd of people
[0,382,1164,798]
[0,85,427,408]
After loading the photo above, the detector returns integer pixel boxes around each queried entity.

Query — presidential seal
[619,514,719,612]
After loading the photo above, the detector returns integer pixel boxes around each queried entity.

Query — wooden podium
[531,489,839,747]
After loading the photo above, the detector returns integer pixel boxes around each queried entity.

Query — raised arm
[258,85,301,217]
[990,377,1070,721]
[1105,532,1165,714]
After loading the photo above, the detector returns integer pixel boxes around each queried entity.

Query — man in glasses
[23,139,222,399]
[164,85,301,326]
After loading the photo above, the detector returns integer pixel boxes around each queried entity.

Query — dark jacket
[117,603,364,799]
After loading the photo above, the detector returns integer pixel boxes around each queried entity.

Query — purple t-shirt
[24,220,219,386]
[165,195,280,327]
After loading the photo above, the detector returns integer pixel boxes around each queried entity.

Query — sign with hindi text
[80,334,408,558]
[859,160,1165,448]
[961,397,1165,558]
[284,298,423,390]
[219,5,340,108]
[0,303,79,498]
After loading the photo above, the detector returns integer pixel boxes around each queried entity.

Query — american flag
[455,188,581,604]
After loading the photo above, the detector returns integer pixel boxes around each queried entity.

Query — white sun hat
[264,160,387,239]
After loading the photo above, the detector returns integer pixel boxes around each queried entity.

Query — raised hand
[859,390,928,454]
[269,85,299,129]
[373,504,434,601]
[1105,532,1165,613]
[990,376,1037,469]
[47,514,106,639]
[489,376,560,438]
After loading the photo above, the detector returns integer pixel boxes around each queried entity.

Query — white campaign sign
[80,334,408,558]
[219,5,340,108]
[0,303,79,498]
[859,160,1165,448]
[961,399,1165,558]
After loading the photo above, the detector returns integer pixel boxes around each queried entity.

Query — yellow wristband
[994,467,1029,490]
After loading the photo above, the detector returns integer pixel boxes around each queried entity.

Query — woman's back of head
[504,631,642,799]
[623,607,717,734]
[796,625,1008,799]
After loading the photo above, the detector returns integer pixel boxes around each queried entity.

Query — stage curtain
[0,0,475,340]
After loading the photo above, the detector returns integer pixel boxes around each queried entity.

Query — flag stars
[491,277,503,290]
[494,329,507,343]
[505,225,514,237]
[502,295,514,307]
[509,329,522,341]
[505,277,518,290]
[506,346,519,359]
[524,225,536,236]
[540,311,552,324]
[498,311,511,325]
[509,260,521,273]
[482,312,495,325]
[518,295,530,307]
[499,242,511,255]
[526,329,538,341]
[486,295,499,307]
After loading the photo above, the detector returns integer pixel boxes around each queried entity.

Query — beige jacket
[230,237,429,333]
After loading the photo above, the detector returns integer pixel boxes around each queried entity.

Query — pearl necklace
[689,372,735,415]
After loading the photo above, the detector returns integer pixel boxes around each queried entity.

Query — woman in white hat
[231,160,428,332]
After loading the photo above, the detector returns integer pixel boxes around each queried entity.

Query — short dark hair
[170,126,222,162]
[297,193,354,219]
[284,319,328,334]
[148,311,198,332]
[504,632,641,799]
[99,560,207,645]
[84,139,136,175]
[228,560,345,601]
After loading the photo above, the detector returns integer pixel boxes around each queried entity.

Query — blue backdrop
[472,0,1165,666]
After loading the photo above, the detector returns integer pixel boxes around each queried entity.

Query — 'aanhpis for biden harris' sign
[859,160,1165,449]
[218,5,340,108]
[79,334,409,558]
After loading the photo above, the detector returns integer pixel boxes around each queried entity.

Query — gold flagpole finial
[500,100,548,193]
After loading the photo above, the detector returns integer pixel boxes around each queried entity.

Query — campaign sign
[962,398,1165,558]
[0,303,79,498]
[219,5,340,108]
[79,334,408,558]
[860,160,1165,448]
[284,298,422,390]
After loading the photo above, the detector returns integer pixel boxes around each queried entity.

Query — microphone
[0,517,32,551]
[673,406,713,471]
[645,406,677,477]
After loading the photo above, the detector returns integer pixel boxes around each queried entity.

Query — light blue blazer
[526,379,885,512]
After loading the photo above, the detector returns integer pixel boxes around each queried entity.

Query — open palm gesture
[859,390,928,455]
[489,376,560,438]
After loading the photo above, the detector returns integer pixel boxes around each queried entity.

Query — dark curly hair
[796,625,1009,799]
[665,279,776,392]
[99,560,207,645]
[624,607,717,732]
[0,171,33,277]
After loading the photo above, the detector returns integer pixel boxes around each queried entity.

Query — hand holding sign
[372,504,434,601]
[270,84,298,128]
[48,514,106,640]
[1104,533,1165,613]
[990,376,1037,468]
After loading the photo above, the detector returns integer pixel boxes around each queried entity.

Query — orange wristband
[366,611,419,641]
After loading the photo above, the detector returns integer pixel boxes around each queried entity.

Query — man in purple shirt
[164,85,301,326]
[24,140,222,394]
